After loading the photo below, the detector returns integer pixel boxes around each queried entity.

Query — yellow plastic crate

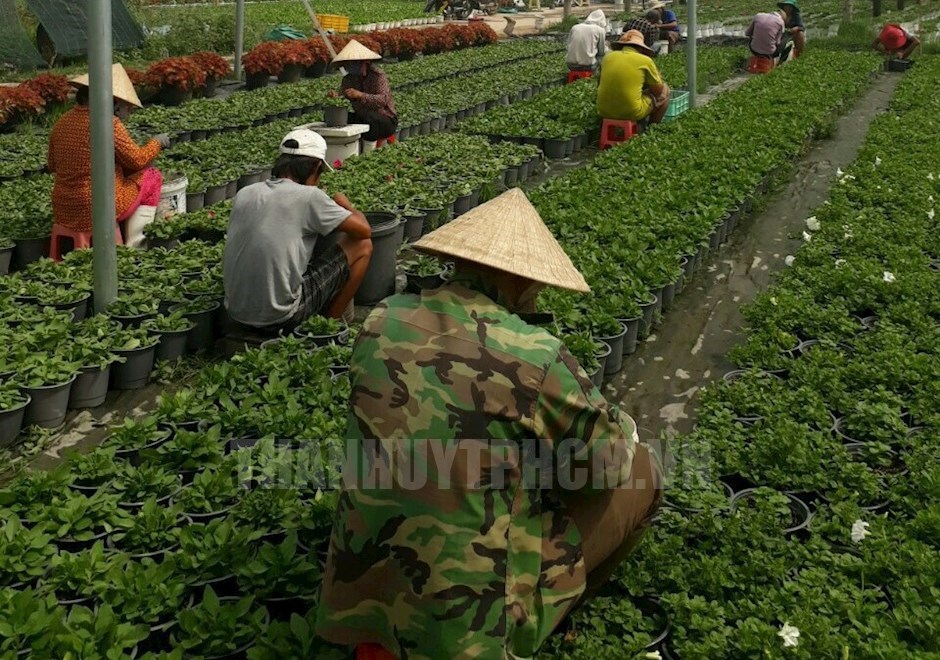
[318,14,350,32]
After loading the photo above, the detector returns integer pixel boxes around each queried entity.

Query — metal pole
[686,0,697,107]
[89,0,117,313]
[233,0,245,80]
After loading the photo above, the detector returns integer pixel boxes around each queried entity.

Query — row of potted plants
[596,55,940,658]
[0,73,72,132]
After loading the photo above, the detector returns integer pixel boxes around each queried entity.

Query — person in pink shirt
[746,10,785,63]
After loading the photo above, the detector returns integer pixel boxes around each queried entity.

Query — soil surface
[604,72,901,443]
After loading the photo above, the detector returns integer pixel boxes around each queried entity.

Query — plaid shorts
[276,244,350,333]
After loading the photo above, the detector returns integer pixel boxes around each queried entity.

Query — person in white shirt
[567,10,609,73]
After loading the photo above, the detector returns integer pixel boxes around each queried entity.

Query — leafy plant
[143,312,195,334]
[41,541,126,601]
[0,515,56,587]
[148,425,225,472]
[112,464,180,504]
[562,331,601,374]
[34,491,133,543]
[110,498,185,553]
[50,603,149,659]
[101,559,188,626]
[113,326,160,351]
[0,380,28,410]
[296,315,345,336]
[18,352,78,388]
[145,56,207,92]
[172,519,261,584]
[0,589,65,656]
[235,532,320,599]
[175,468,240,514]
[171,587,267,656]
[102,416,171,452]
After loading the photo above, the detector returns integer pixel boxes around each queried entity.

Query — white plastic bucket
[157,174,188,220]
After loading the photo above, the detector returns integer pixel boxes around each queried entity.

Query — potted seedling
[318,343,353,377]
[144,312,196,362]
[173,519,262,596]
[69,316,126,408]
[37,491,133,551]
[102,416,174,466]
[402,253,450,292]
[39,541,123,606]
[730,486,812,539]
[172,587,268,658]
[113,463,182,511]
[175,468,241,523]
[292,315,349,347]
[231,488,302,541]
[19,353,79,428]
[170,297,220,353]
[0,236,14,275]
[235,533,320,620]
[108,293,160,329]
[156,388,219,432]
[563,331,604,389]
[145,57,206,107]
[49,603,149,658]
[249,607,329,658]
[109,497,187,560]
[68,447,122,494]
[190,51,231,98]
[146,425,226,483]
[0,589,65,657]
[0,381,30,447]
[36,284,91,322]
[323,95,351,128]
[0,515,56,589]
[110,326,160,390]
[0,468,72,521]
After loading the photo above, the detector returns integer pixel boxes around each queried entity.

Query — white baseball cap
[279,129,333,169]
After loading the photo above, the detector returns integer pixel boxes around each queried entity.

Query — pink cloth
[746,12,785,57]
[117,167,163,222]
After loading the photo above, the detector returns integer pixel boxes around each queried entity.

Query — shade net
[25,0,145,59]
[0,0,45,70]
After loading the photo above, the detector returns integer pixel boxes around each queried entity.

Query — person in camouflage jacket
[316,189,663,659]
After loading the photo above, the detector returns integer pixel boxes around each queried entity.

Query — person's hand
[154,133,171,148]
[342,88,363,101]
[332,193,355,211]
[327,89,339,98]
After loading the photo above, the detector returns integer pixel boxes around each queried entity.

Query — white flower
[851,519,871,543]
[770,296,778,305]
[784,255,795,266]
[929,173,935,181]
[836,167,843,177]
[928,209,935,221]
[802,231,812,242]
[929,195,935,203]
[644,653,663,660]
[778,622,800,648]
[835,258,846,267]
[883,271,896,283]
[874,156,881,166]
[805,216,820,231]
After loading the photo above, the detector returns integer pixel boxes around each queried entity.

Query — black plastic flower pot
[158,85,192,107]
[225,179,237,200]
[660,281,677,311]
[188,573,240,599]
[186,191,206,212]
[277,63,303,84]
[55,528,109,552]
[357,215,404,305]
[324,106,349,128]
[24,376,76,428]
[149,237,180,251]
[543,138,568,160]
[617,317,641,356]
[12,237,49,271]
[405,270,448,294]
[246,72,270,90]
[504,166,520,187]
[304,61,328,78]
[172,301,221,353]
[113,311,156,329]
[237,170,264,190]
[112,426,174,467]
[0,245,13,275]
[638,293,658,339]
[292,323,349,347]
[110,344,157,390]
[262,594,317,621]
[518,160,531,181]
[118,484,179,512]
[453,193,473,216]
[599,322,628,375]
[731,488,812,539]
[0,395,30,448]
[69,365,111,409]
[204,183,228,206]
[592,341,612,389]
[402,213,424,243]
[154,327,193,362]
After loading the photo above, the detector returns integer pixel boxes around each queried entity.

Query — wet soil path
[605,72,901,443]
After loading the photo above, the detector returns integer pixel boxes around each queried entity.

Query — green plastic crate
[664,90,690,122]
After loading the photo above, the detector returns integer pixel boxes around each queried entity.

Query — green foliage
[171,587,266,656]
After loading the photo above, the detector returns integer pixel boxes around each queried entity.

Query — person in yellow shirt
[597,30,671,125]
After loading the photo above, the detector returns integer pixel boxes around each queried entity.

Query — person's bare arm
[333,194,371,239]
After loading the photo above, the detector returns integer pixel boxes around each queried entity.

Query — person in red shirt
[873,24,920,59]
[330,40,398,146]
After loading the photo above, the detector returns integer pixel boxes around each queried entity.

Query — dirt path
[605,72,901,443]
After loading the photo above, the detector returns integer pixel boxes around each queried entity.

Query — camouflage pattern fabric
[316,280,638,659]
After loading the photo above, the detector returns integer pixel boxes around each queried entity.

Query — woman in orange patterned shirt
[47,64,170,234]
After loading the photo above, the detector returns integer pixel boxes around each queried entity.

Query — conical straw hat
[70,63,142,108]
[413,188,590,293]
[331,39,382,64]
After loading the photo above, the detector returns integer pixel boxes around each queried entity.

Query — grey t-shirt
[223,179,351,327]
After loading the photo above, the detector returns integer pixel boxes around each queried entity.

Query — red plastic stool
[50,221,123,262]
[748,55,774,74]
[567,69,593,84]
[375,134,398,149]
[357,643,396,660]
[599,118,638,150]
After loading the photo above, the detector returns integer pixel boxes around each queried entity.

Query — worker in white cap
[648,1,680,50]
[329,40,398,151]
[223,129,372,332]
[566,9,609,74]
[47,63,169,252]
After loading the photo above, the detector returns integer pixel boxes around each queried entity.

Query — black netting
[0,0,45,70]
[25,0,144,59]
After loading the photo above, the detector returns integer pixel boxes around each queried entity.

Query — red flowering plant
[243,41,286,76]
[372,30,402,59]
[395,29,427,58]
[355,35,385,58]
[144,56,207,91]
[422,28,453,55]
[305,37,331,65]
[21,73,71,105]
[189,52,231,80]
[0,86,45,127]
[280,40,316,68]
[469,23,499,45]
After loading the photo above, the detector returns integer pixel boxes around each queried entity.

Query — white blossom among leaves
[851,519,871,543]
[778,622,800,648]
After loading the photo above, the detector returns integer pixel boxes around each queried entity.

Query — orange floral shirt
[47,106,161,232]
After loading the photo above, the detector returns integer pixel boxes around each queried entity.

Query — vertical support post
[89,0,117,313]
[233,0,245,80]
[687,0,697,107]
